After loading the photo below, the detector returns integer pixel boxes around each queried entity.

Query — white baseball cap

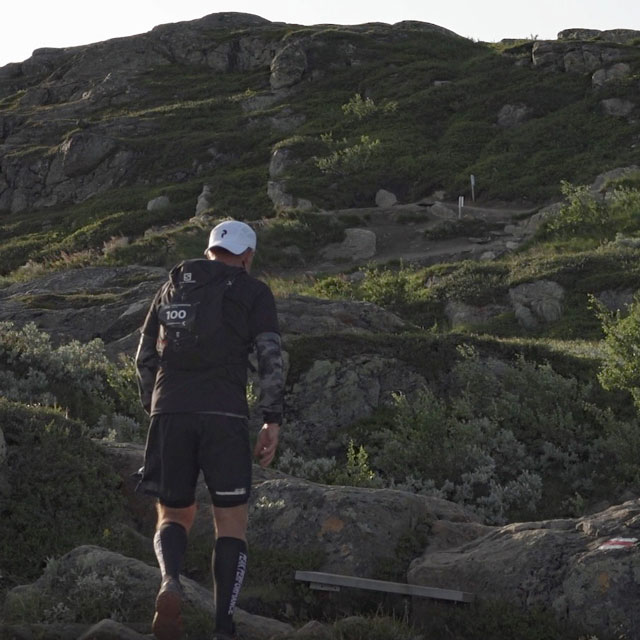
[205,220,257,255]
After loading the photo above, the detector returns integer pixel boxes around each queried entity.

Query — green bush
[0,321,144,428]
[594,293,640,411]
[0,401,125,586]
[282,340,638,525]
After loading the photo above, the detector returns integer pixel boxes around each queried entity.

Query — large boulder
[497,103,532,128]
[59,132,118,178]
[592,62,632,87]
[408,499,640,639]
[267,179,313,212]
[509,280,565,329]
[277,295,409,336]
[285,354,426,455]
[375,189,398,208]
[100,443,486,607]
[270,42,308,89]
[249,476,485,577]
[320,228,377,262]
[601,98,636,117]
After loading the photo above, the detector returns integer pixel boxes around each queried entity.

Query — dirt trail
[302,200,543,273]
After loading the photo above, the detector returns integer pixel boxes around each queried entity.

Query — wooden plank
[295,571,474,603]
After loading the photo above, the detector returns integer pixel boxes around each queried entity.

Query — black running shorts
[137,413,252,508]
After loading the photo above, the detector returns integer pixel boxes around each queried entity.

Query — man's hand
[254,423,280,468]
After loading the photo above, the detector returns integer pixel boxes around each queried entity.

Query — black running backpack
[156,259,241,370]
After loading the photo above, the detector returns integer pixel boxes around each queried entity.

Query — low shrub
[0,401,125,586]
[0,321,144,427]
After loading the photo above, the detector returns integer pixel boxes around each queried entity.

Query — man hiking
[135,220,284,640]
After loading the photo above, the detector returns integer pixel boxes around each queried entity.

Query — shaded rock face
[0,14,280,215]
[249,477,484,576]
[286,354,426,456]
[408,500,640,640]
[270,42,308,89]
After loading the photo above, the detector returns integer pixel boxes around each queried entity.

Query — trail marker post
[470,174,476,202]
[458,195,464,219]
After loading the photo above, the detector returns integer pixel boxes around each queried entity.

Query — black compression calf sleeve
[213,536,248,633]
[154,522,188,582]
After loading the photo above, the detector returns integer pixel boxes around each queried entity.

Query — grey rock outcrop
[60,132,118,178]
[375,189,398,207]
[101,442,485,584]
[601,97,636,117]
[0,265,168,350]
[195,184,214,216]
[249,477,484,576]
[2,545,292,639]
[320,228,377,262]
[408,499,640,640]
[532,40,625,73]
[0,267,409,359]
[594,288,635,312]
[286,354,426,455]
[590,165,640,196]
[277,295,408,336]
[270,42,308,89]
[558,28,640,44]
[269,147,295,179]
[497,103,532,128]
[592,62,632,87]
[146,195,171,212]
[267,179,313,212]
[267,147,315,211]
[509,280,565,328]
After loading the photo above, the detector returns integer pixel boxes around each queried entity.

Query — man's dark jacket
[135,259,284,424]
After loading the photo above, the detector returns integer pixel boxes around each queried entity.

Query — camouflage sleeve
[135,297,160,413]
[255,331,284,424]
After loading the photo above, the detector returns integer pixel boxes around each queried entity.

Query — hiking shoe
[152,577,183,640]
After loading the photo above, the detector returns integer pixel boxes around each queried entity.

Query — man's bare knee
[156,502,197,533]
[213,503,248,540]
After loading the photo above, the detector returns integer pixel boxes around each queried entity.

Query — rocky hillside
[2,12,640,640]
[0,13,639,274]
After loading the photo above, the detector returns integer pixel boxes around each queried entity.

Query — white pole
[470,174,476,202]
[458,195,464,219]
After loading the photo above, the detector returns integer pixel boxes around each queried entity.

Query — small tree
[593,294,640,410]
